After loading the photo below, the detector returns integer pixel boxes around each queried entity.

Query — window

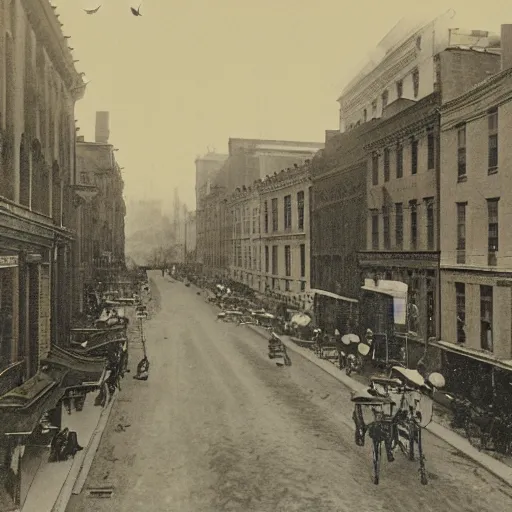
[456,202,466,264]
[412,68,419,98]
[271,198,278,231]
[384,148,390,182]
[283,195,292,230]
[416,36,422,50]
[372,153,379,185]
[297,191,305,230]
[410,200,417,250]
[284,245,291,276]
[264,201,269,233]
[252,207,258,234]
[457,124,467,180]
[396,144,403,178]
[488,108,498,172]
[300,244,306,277]
[363,109,367,122]
[243,206,250,234]
[371,210,379,250]
[272,245,278,275]
[372,100,377,117]
[395,203,403,249]
[411,137,418,174]
[383,206,390,249]
[285,280,290,291]
[382,90,389,109]
[487,198,499,266]
[427,128,435,170]
[455,283,466,344]
[426,198,434,250]
[265,245,269,272]
[480,285,493,351]
[396,80,403,99]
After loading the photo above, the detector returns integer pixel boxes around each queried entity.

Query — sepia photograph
[0,1,512,511]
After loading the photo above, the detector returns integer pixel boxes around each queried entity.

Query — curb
[245,324,512,488]
[51,390,118,512]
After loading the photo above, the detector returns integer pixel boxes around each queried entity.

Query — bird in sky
[84,6,101,15]
[131,5,142,16]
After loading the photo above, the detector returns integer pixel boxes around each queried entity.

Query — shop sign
[0,255,18,268]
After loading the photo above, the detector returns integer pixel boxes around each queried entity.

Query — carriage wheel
[417,427,428,485]
[372,438,381,485]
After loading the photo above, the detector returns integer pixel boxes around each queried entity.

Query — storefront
[311,289,359,335]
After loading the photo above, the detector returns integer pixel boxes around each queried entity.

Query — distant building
[197,138,323,275]
[434,24,512,407]
[75,112,126,305]
[185,211,197,262]
[195,152,228,265]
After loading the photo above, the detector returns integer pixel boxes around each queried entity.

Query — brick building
[0,2,104,510]
[75,112,126,307]
[433,25,512,407]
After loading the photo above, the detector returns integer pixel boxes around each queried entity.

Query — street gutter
[245,323,512,489]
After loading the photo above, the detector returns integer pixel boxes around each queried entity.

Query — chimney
[501,24,512,71]
[95,111,110,143]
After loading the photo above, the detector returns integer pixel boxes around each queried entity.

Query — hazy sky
[55,0,511,211]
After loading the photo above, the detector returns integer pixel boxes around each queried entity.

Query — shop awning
[41,345,107,390]
[0,369,68,436]
[430,340,512,372]
[310,289,358,303]
[361,279,408,299]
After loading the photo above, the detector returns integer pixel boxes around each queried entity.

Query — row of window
[455,282,493,351]
[456,198,499,266]
[370,199,434,251]
[263,191,305,233]
[348,65,420,131]
[371,127,435,186]
[263,244,306,278]
[456,108,498,180]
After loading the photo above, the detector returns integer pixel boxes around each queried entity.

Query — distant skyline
[56,0,512,210]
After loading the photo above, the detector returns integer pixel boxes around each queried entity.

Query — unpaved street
[66,272,512,512]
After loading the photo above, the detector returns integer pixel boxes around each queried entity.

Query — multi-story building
[76,112,126,298]
[184,210,197,263]
[338,11,500,132]
[435,25,512,407]
[197,139,323,277]
[228,163,312,309]
[312,12,501,343]
[0,2,105,510]
[195,152,228,265]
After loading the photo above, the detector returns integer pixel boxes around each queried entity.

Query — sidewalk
[20,391,117,512]
[245,323,512,488]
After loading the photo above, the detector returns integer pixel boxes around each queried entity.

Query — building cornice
[441,67,512,115]
[340,46,418,111]
[441,77,512,131]
[21,0,85,92]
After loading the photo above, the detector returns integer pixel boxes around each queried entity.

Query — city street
[66,272,512,512]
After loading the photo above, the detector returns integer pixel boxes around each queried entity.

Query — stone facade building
[0,2,106,510]
[435,26,512,407]
[228,163,312,309]
[75,112,126,307]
